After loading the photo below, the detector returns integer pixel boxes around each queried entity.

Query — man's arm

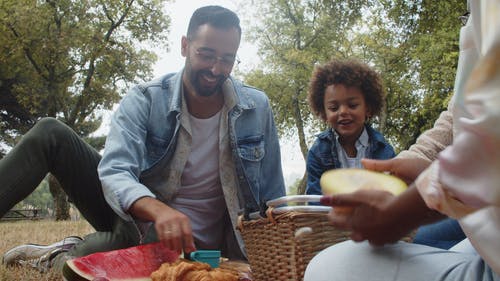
[99,85,197,254]
[129,197,196,254]
[98,86,157,221]
[258,95,286,201]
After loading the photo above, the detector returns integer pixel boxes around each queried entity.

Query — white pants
[304,240,499,281]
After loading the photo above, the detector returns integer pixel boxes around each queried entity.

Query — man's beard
[189,69,227,97]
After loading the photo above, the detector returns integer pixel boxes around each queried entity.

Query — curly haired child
[306,58,395,196]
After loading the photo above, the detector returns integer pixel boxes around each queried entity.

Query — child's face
[323,84,370,142]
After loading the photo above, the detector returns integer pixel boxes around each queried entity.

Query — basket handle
[266,195,323,207]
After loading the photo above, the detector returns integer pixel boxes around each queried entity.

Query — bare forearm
[129,196,195,253]
[390,185,445,230]
[129,196,172,222]
[326,185,446,245]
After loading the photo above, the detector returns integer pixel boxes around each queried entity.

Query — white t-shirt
[169,110,227,250]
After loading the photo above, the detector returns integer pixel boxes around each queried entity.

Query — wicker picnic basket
[237,195,350,281]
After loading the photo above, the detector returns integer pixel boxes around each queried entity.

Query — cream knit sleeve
[397,100,453,162]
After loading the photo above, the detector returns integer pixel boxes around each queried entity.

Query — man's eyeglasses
[459,11,470,26]
[195,49,240,68]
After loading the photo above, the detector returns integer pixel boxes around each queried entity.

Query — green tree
[287,178,301,196]
[14,178,54,217]
[0,0,172,219]
[377,0,465,150]
[243,1,465,195]
[330,0,463,152]
[243,0,369,194]
[347,2,422,152]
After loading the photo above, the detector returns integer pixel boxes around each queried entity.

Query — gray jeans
[0,118,157,267]
[304,240,499,281]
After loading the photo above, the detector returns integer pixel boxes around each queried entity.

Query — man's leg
[0,117,116,230]
[304,240,499,281]
[1,118,131,270]
[3,223,145,272]
[52,218,148,270]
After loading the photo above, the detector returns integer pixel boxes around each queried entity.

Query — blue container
[189,250,221,268]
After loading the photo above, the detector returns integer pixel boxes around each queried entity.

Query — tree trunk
[379,98,388,134]
[296,171,307,195]
[291,88,309,195]
[48,174,70,220]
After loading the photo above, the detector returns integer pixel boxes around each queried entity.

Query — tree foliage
[14,178,54,217]
[338,0,464,151]
[379,0,464,149]
[242,0,465,193]
[0,0,172,218]
[244,0,367,148]
[0,0,172,154]
[241,0,368,193]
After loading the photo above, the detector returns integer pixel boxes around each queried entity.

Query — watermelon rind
[62,242,179,281]
[63,260,93,281]
[63,256,157,281]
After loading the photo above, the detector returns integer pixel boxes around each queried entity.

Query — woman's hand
[322,189,407,246]
[362,157,431,185]
[321,185,443,246]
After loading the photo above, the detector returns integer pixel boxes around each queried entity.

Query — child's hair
[308,58,385,122]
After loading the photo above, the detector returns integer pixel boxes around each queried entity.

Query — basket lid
[266,195,323,207]
[246,195,332,219]
[271,205,332,214]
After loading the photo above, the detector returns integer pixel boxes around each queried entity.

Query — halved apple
[320,168,407,196]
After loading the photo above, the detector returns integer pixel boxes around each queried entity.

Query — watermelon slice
[63,242,179,281]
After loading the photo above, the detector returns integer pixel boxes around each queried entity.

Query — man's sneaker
[18,247,70,273]
[2,236,83,271]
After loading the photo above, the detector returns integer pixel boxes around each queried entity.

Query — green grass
[0,220,94,280]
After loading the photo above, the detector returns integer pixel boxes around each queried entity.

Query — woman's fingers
[361,158,395,173]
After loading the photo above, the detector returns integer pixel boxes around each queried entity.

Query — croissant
[151,259,239,281]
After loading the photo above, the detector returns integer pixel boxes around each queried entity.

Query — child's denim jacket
[306,124,395,195]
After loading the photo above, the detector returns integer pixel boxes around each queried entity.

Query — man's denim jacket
[305,124,396,195]
[98,71,286,224]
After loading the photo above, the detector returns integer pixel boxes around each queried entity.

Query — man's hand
[362,157,431,185]
[129,197,196,254]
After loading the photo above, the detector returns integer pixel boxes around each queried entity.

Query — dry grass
[0,219,94,281]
